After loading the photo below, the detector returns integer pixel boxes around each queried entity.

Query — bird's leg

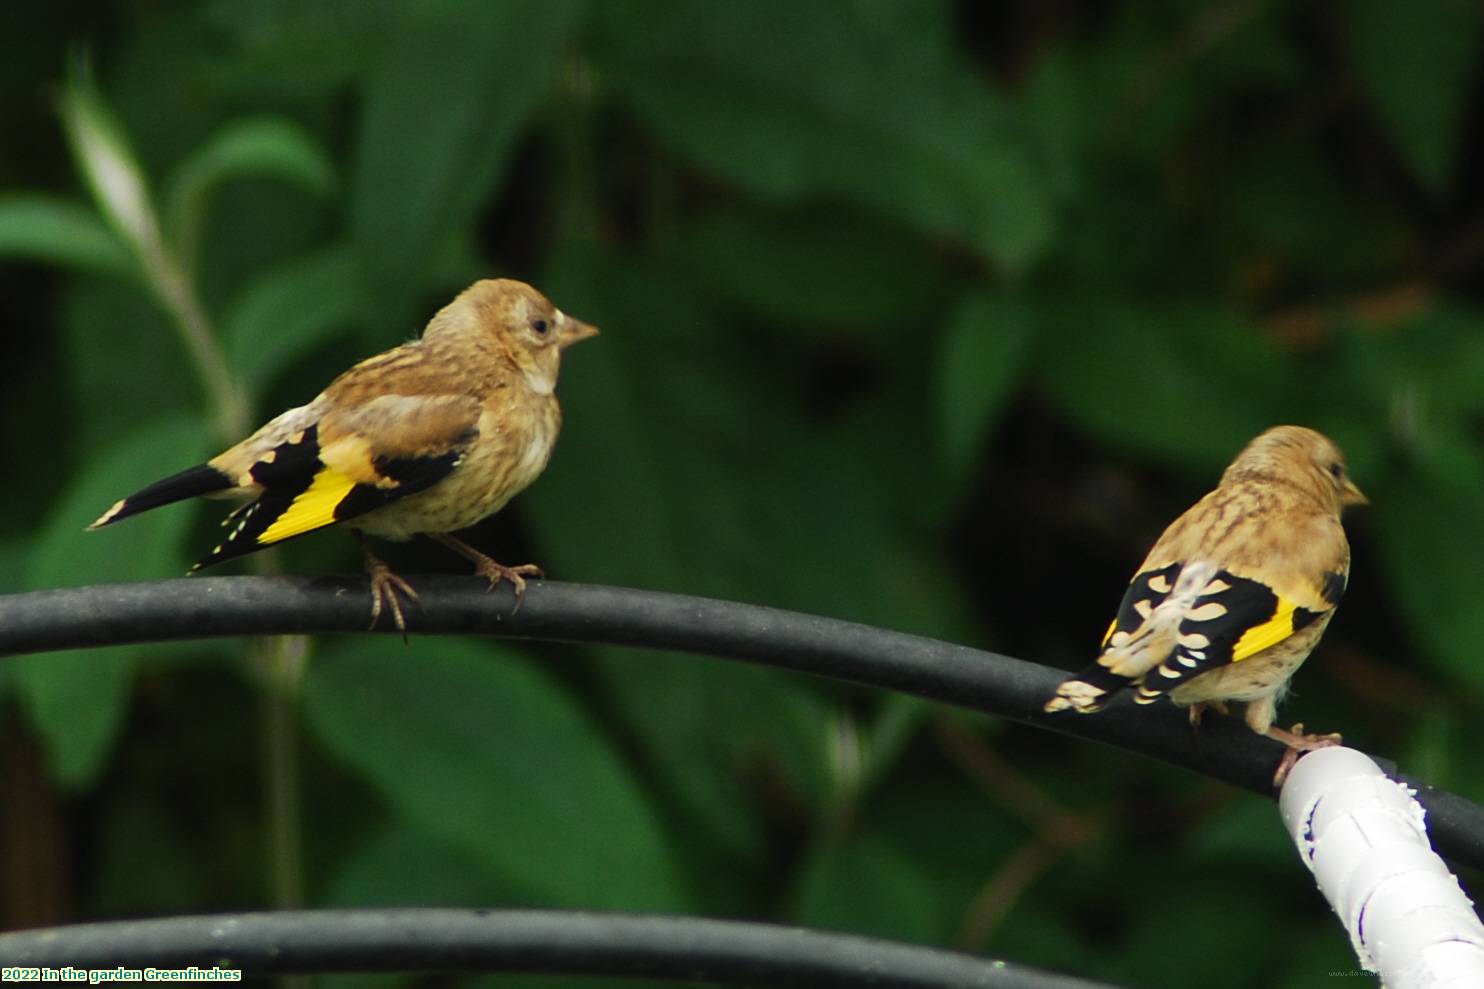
[1266,723,1344,788]
[430,534,543,613]
[1184,700,1228,754]
[1187,699,1230,728]
[1186,703,1207,755]
[355,532,418,637]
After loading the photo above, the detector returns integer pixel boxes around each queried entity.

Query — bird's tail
[88,464,234,530]
[1044,664,1136,714]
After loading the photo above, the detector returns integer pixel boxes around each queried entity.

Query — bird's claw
[428,534,542,615]
[1266,722,1343,788]
[473,560,543,613]
[367,561,419,639]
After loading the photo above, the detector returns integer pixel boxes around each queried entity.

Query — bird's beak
[1341,477,1368,507]
[557,313,599,350]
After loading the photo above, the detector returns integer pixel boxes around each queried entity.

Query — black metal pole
[1,576,1480,871]
[0,908,1122,988]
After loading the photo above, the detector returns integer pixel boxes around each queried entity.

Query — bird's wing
[1099,561,1184,665]
[1044,559,1192,712]
[1046,555,1347,714]
[193,391,480,570]
[1129,558,1348,703]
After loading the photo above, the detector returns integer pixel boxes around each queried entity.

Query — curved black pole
[1,575,1480,872]
[0,908,1120,988]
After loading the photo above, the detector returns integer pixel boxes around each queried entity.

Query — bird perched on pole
[1044,425,1366,785]
[88,278,598,632]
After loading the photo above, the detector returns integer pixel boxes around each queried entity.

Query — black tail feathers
[88,463,233,530]
[1043,663,1137,714]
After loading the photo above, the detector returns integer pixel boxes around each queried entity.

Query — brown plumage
[89,278,598,630]
[1044,426,1366,783]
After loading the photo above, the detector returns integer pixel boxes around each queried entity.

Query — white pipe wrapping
[1279,747,1484,988]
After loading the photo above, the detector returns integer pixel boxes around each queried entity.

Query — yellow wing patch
[1230,597,1298,662]
[259,466,357,544]
[1101,618,1118,648]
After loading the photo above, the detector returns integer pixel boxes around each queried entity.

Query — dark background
[2,2,1482,986]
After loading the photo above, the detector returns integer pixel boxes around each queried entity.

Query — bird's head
[1223,425,1367,514]
[427,278,599,394]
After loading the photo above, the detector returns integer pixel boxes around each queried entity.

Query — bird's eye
[531,318,550,336]
[1329,462,1343,479]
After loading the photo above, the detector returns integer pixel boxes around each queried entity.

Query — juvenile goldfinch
[1045,426,1366,784]
[89,278,598,631]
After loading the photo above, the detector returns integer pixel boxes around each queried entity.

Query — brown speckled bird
[1044,425,1366,784]
[89,278,598,631]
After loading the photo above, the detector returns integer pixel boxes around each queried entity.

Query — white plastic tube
[1279,747,1484,988]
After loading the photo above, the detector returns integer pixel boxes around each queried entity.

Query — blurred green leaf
[164,116,336,271]
[15,414,208,788]
[1202,5,1306,90]
[748,421,969,629]
[1349,0,1479,194]
[202,2,391,101]
[605,652,834,873]
[513,248,689,591]
[1221,143,1410,284]
[535,243,847,865]
[1035,300,1296,473]
[303,638,687,911]
[668,207,960,330]
[1274,928,1368,989]
[991,903,1094,984]
[1372,463,1484,687]
[537,241,978,860]
[794,772,1025,946]
[350,0,584,315]
[323,821,522,907]
[594,0,1054,269]
[1098,880,1287,989]
[938,291,1033,480]
[1184,793,1293,868]
[0,535,24,597]
[321,828,661,989]
[0,195,134,277]
[1017,52,1084,205]
[1333,309,1484,421]
[792,830,949,943]
[856,695,933,798]
[1404,705,1460,796]
[93,802,206,915]
[223,244,364,396]
[60,278,201,460]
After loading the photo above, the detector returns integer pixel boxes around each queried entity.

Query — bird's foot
[1266,723,1343,788]
[428,533,543,613]
[470,558,543,613]
[364,553,418,637]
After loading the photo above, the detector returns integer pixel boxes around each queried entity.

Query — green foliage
[0,195,132,276]
[1035,300,1300,473]
[165,116,335,273]
[16,415,208,787]
[938,292,1034,479]
[3,2,1483,986]
[1348,0,1479,194]
[350,0,586,317]
[223,244,364,394]
[591,0,1055,269]
[304,639,686,911]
